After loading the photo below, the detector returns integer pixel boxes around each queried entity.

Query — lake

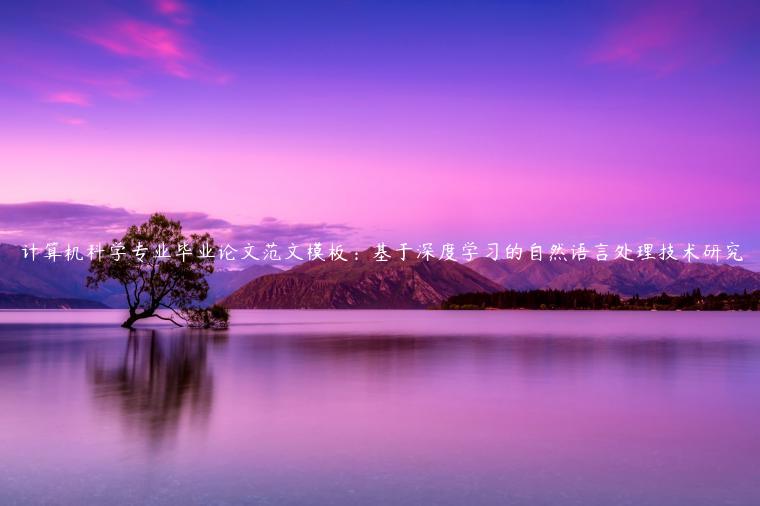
[1,310,759,505]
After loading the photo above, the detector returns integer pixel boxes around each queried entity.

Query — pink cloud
[585,2,747,74]
[45,91,91,107]
[153,0,192,25]
[79,19,195,78]
[0,201,355,251]
[589,4,697,72]
[0,49,147,105]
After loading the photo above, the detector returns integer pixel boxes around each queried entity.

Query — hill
[223,248,502,309]
[466,256,760,297]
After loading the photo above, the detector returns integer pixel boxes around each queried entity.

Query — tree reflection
[90,329,227,446]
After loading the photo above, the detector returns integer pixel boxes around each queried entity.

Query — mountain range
[0,292,108,309]
[465,255,760,297]
[0,243,279,308]
[2,242,759,309]
[223,252,760,308]
[222,248,502,309]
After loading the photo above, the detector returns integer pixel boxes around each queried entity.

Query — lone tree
[87,213,220,328]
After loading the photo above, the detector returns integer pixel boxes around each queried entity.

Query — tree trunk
[121,309,154,329]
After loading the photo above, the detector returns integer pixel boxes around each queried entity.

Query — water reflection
[2,311,760,505]
[237,333,760,384]
[89,329,227,445]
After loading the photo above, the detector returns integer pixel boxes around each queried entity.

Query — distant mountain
[0,292,108,309]
[0,243,278,308]
[466,256,760,297]
[7,240,756,308]
[206,265,282,303]
[222,248,502,309]
[0,243,121,304]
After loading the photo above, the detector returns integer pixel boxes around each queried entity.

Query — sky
[0,0,759,264]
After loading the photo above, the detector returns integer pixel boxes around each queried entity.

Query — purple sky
[0,1,758,264]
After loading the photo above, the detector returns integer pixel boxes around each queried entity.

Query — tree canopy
[442,288,760,311]
[87,213,220,328]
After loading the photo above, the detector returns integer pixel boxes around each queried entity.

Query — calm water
[1,310,759,505]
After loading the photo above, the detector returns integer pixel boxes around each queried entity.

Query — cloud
[0,202,755,270]
[0,201,355,248]
[153,0,192,25]
[45,91,90,107]
[588,1,759,74]
[75,11,228,83]
[3,0,226,121]
[79,19,195,78]
[0,51,148,108]
[226,220,355,245]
